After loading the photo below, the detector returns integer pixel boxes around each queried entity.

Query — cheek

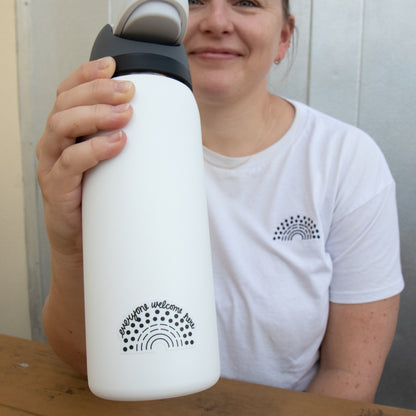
[251,32,280,62]
[183,31,191,49]
[249,21,281,49]
[183,15,198,48]
[183,30,195,53]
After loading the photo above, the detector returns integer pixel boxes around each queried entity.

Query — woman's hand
[36,57,134,257]
[38,57,135,374]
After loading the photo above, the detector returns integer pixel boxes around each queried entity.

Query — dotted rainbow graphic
[273,215,320,241]
[119,301,196,353]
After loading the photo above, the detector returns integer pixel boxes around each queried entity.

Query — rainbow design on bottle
[119,301,196,353]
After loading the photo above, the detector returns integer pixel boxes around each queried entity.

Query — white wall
[0,0,31,339]
[10,0,416,409]
[15,0,110,341]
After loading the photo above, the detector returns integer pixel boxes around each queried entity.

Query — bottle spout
[113,0,189,45]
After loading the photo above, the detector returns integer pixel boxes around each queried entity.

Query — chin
[193,84,234,104]
[192,74,239,99]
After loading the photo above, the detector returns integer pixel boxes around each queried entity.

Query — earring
[274,59,281,65]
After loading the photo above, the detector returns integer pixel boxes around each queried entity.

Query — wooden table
[0,334,414,416]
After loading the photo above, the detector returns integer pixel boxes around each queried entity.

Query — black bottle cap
[90,24,192,90]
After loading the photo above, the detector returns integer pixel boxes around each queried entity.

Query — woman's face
[184,0,293,103]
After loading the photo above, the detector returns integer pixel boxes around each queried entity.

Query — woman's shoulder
[287,99,395,199]
[290,99,366,139]
[288,99,386,161]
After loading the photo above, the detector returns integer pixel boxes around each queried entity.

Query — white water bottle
[81,0,220,401]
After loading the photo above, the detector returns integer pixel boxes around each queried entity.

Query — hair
[282,0,291,20]
[282,0,295,31]
[281,0,297,71]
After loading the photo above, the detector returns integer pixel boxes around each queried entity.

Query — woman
[37,0,404,402]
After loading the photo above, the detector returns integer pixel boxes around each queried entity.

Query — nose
[198,0,234,35]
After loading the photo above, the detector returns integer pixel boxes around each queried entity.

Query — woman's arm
[42,250,87,375]
[306,295,400,402]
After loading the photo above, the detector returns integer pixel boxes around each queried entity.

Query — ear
[275,15,295,62]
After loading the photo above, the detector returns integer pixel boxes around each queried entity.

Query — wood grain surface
[1,334,415,416]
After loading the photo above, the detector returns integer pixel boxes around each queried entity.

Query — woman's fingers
[37,57,135,170]
[38,130,127,254]
[50,102,132,146]
[36,58,132,255]
[37,103,133,169]
[57,57,116,96]
[38,131,127,241]
[50,131,127,194]
[54,78,135,113]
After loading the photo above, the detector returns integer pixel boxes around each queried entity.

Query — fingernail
[97,57,112,70]
[112,103,131,113]
[107,131,123,143]
[115,80,133,93]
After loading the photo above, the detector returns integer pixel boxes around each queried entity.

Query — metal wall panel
[308,0,364,124]
[358,0,416,408]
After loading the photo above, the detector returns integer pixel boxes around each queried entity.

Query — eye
[235,0,258,7]
[189,0,203,5]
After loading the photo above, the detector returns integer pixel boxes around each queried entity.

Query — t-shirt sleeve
[326,133,404,304]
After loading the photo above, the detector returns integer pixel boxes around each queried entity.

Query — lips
[189,47,243,60]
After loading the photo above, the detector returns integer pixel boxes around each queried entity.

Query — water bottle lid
[90,25,192,90]
[115,1,182,45]
[114,0,189,45]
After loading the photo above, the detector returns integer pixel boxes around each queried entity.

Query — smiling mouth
[190,48,243,60]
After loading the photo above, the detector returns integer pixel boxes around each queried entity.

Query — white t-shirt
[203,100,404,391]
